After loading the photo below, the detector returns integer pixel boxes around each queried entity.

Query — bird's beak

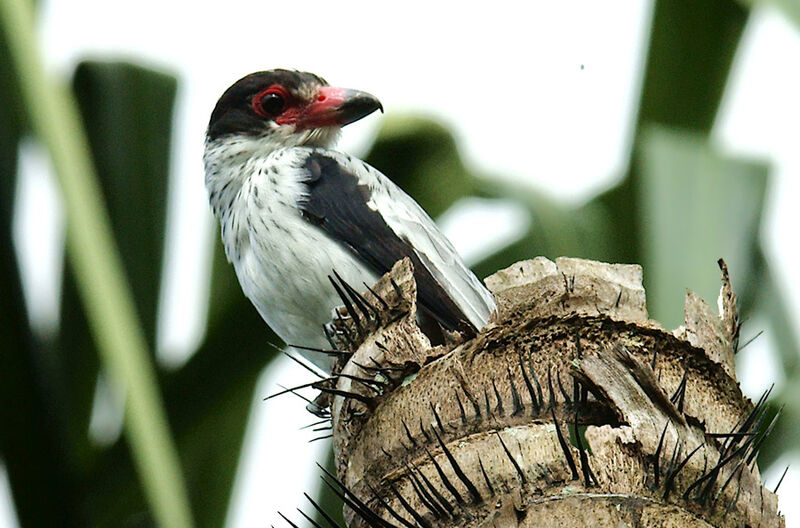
[297,87,383,130]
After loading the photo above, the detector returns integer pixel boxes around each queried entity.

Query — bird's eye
[259,93,284,116]
[252,85,290,119]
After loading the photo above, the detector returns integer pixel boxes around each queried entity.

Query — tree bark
[319,257,783,528]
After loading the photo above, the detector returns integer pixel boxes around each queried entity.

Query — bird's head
[206,69,383,151]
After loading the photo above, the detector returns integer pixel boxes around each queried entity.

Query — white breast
[206,143,378,353]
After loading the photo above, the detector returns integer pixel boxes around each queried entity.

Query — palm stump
[314,257,783,528]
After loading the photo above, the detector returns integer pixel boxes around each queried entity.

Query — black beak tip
[357,94,382,116]
[341,93,383,124]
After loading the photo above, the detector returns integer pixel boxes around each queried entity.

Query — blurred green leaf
[757,255,800,377]
[597,0,749,265]
[166,241,280,528]
[470,0,751,278]
[741,0,800,29]
[15,62,180,500]
[637,0,748,133]
[750,248,800,466]
[55,61,175,525]
[365,116,477,218]
[0,0,193,520]
[72,61,174,344]
[363,115,619,279]
[87,239,281,528]
[207,217,248,330]
[1,25,81,527]
[637,125,767,328]
[1,58,183,527]
[471,180,614,279]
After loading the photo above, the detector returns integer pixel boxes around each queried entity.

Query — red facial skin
[292,87,351,129]
[252,85,378,130]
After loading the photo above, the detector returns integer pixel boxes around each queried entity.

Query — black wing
[298,151,479,335]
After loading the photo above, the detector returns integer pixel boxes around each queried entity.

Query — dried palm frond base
[303,257,783,528]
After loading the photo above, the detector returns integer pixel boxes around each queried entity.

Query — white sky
[4,1,799,527]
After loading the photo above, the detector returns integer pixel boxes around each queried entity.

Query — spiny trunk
[317,257,783,528]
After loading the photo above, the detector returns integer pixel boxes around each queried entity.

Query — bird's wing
[293,148,496,334]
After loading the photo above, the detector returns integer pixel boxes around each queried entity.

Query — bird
[204,69,496,370]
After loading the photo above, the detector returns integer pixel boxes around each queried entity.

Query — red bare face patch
[249,83,379,131]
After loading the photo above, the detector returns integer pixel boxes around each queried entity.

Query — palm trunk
[319,257,783,528]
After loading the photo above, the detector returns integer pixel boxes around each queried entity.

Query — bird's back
[291,147,496,334]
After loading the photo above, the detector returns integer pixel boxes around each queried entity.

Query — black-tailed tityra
[204,70,496,368]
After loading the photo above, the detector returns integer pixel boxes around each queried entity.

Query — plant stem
[0,1,194,526]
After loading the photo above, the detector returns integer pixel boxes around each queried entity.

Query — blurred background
[1,0,799,526]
